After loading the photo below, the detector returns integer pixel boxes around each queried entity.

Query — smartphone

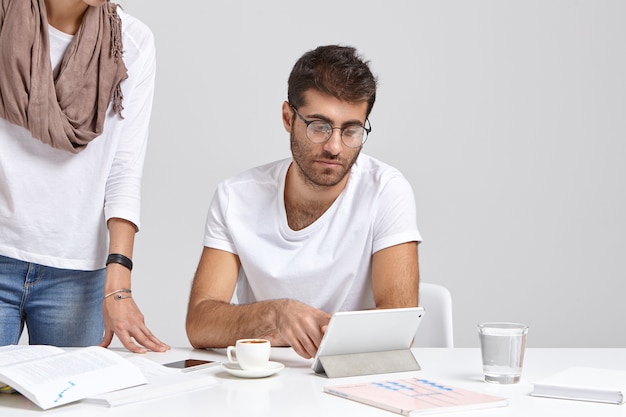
[163,359,220,372]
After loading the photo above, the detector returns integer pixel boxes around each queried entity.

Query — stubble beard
[290,131,360,190]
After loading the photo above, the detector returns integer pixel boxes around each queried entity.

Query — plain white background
[113,0,625,349]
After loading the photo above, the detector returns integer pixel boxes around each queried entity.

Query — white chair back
[414,282,454,347]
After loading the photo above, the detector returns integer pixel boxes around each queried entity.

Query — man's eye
[343,126,363,137]
[310,122,331,133]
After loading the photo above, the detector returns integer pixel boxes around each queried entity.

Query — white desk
[1,347,625,416]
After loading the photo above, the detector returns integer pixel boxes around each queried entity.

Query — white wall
[117,0,626,348]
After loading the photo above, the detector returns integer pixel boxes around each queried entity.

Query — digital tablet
[311,307,425,374]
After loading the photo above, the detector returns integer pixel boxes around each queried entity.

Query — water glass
[478,322,528,384]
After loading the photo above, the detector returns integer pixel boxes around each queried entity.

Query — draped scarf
[0,0,127,153]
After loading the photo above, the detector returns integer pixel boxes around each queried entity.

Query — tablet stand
[318,349,421,378]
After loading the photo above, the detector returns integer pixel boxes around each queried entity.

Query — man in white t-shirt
[186,45,422,359]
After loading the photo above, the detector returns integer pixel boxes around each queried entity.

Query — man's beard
[290,130,360,189]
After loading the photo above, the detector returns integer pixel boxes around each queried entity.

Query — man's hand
[269,299,331,359]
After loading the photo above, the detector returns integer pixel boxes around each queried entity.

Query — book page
[0,346,146,410]
[0,345,64,366]
[0,345,64,386]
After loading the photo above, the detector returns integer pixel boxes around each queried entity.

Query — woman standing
[0,0,169,353]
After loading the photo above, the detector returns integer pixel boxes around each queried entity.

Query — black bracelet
[106,253,133,271]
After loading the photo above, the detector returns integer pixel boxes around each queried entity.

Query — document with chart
[324,377,508,415]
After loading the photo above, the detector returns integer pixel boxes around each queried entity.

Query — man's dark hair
[287,45,377,117]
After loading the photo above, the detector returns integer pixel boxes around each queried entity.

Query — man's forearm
[186,299,287,348]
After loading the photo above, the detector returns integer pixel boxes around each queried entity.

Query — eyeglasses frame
[289,104,371,148]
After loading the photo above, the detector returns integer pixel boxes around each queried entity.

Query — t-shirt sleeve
[371,172,422,254]
[203,180,238,254]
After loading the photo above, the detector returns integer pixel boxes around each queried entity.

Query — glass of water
[478,322,528,384]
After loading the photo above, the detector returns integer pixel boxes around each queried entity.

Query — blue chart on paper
[373,379,454,398]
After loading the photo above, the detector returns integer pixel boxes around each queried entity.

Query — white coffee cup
[226,339,271,370]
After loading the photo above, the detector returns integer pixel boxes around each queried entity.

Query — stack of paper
[83,356,217,407]
[531,367,626,404]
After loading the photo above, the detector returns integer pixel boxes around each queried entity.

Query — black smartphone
[163,359,220,372]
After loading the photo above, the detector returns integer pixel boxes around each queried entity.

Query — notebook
[324,377,508,415]
[531,367,626,404]
[311,307,425,375]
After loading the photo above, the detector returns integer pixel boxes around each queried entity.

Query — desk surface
[1,347,625,416]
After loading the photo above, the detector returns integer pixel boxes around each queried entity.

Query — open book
[324,377,508,415]
[0,345,219,410]
[0,345,146,410]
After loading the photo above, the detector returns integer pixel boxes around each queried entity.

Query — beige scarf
[0,0,127,153]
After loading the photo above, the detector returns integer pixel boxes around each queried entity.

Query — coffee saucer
[221,361,284,378]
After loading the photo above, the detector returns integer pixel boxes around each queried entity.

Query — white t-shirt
[0,10,155,270]
[203,153,422,312]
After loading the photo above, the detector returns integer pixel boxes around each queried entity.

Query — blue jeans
[0,255,105,346]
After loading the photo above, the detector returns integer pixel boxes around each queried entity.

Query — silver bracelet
[104,288,132,300]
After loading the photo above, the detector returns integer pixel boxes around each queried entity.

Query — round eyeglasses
[290,104,371,148]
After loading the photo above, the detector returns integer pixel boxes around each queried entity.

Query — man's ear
[281,101,294,132]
